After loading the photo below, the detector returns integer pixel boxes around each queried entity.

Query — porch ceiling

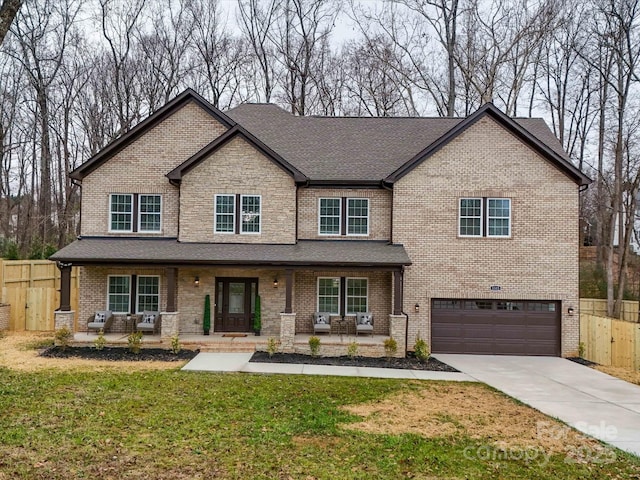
[50,238,411,269]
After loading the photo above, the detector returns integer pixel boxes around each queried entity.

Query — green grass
[0,368,639,479]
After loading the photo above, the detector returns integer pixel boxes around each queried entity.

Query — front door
[215,278,258,332]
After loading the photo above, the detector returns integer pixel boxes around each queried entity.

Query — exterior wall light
[273,278,279,288]
[194,276,200,287]
[568,307,574,316]
[415,303,420,313]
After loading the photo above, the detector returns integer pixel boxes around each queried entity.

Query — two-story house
[51,89,590,357]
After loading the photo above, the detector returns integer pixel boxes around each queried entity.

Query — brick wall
[81,102,227,237]
[393,117,580,356]
[178,136,296,244]
[294,270,392,334]
[297,187,391,240]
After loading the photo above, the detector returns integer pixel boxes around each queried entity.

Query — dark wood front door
[215,278,258,332]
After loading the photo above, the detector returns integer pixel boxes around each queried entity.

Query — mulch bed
[41,346,199,362]
[250,352,458,371]
[567,356,598,367]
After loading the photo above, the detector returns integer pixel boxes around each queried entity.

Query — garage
[431,299,560,356]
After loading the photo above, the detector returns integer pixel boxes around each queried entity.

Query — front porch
[72,331,398,357]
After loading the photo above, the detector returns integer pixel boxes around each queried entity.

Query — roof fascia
[70,89,236,180]
[166,125,307,183]
[384,104,592,186]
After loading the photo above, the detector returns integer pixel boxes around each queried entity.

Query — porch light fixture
[568,307,574,316]
[414,303,420,313]
[273,278,279,288]
[194,276,200,287]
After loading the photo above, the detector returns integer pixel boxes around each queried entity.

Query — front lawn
[1,367,639,479]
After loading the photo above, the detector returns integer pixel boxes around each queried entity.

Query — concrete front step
[198,343,257,353]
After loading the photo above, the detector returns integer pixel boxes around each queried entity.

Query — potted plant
[253,295,261,335]
[203,294,211,335]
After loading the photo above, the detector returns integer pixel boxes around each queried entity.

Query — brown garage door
[431,299,560,356]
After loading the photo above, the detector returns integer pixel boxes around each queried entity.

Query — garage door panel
[431,299,560,356]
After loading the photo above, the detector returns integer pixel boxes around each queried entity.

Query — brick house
[51,89,590,357]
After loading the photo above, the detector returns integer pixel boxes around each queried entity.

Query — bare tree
[0,0,22,45]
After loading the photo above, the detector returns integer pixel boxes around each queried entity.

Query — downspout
[296,180,310,243]
[71,178,82,238]
[381,180,393,244]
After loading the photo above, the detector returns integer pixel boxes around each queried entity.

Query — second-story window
[215,194,261,234]
[319,197,369,236]
[459,197,511,237]
[109,194,162,233]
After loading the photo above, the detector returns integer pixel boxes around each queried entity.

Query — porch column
[284,269,293,314]
[57,262,72,311]
[165,267,177,312]
[393,269,403,315]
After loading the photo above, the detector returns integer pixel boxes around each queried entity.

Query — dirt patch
[595,365,640,385]
[340,383,603,455]
[0,332,193,372]
[250,352,457,371]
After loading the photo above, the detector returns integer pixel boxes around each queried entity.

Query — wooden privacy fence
[580,313,640,369]
[0,260,80,331]
[580,298,639,323]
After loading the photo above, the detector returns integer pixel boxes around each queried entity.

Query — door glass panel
[217,282,223,314]
[251,282,256,314]
[229,282,245,314]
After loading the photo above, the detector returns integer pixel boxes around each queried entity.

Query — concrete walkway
[436,354,640,458]
[181,352,474,381]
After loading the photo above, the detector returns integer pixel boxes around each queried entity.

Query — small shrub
[128,331,143,354]
[414,336,430,362]
[94,330,106,351]
[384,337,398,360]
[170,334,181,355]
[347,341,359,359]
[578,342,586,358]
[55,326,73,351]
[309,336,321,357]
[266,337,279,357]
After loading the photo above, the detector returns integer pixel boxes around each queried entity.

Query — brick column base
[280,313,296,353]
[54,310,75,332]
[389,314,407,358]
[160,311,180,342]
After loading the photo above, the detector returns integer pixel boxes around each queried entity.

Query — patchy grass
[596,365,640,385]
[1,333,639,478]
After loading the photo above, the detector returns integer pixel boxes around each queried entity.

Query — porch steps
[195,342,258,353]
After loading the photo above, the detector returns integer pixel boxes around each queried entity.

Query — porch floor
[72,332,390,355]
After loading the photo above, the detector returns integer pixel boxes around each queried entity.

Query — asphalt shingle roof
[50,238,411,267]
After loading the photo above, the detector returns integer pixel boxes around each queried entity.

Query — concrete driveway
[435,354,640,458]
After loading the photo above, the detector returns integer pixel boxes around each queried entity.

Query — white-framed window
[459,197,510,238]
[138,195,162,232]
[109,193,162,233]
[347,198,369,236]
[107,275,131,313]
[319,197,370,236]
[317,277,340,314]
[346,277,368,314]
[137,275,160,312]
[109,194,133,232]
[319,198,341,235]
[316,277,369,315]
[215,194,236,233]
[241,195,261,234]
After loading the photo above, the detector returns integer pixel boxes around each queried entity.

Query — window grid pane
[137,276,159,312]
[215,195,235,233]
[110,194,132,231]
[318,278,339,313]
[346,278,368,314]
[487,198,510,236]
[241,195,261,233]
[347,198,369,235]
[319,198,341,234]
[459,198,482,236]
[139,195,161,232]
[108,276,130,313]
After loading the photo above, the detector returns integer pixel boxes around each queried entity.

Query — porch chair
[87,310,114,334]
[355,312,374,336]
[312,312,332,335]
[136,311,161,334]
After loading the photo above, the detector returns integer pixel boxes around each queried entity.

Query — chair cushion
[142,313,156,324]
[314,323,331,332]
[356,324,374,331]
[94,312,106,323]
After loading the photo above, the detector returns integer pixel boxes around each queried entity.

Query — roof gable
[70,89,236,180]
[166,125,307,183]
[384,103,591,186]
